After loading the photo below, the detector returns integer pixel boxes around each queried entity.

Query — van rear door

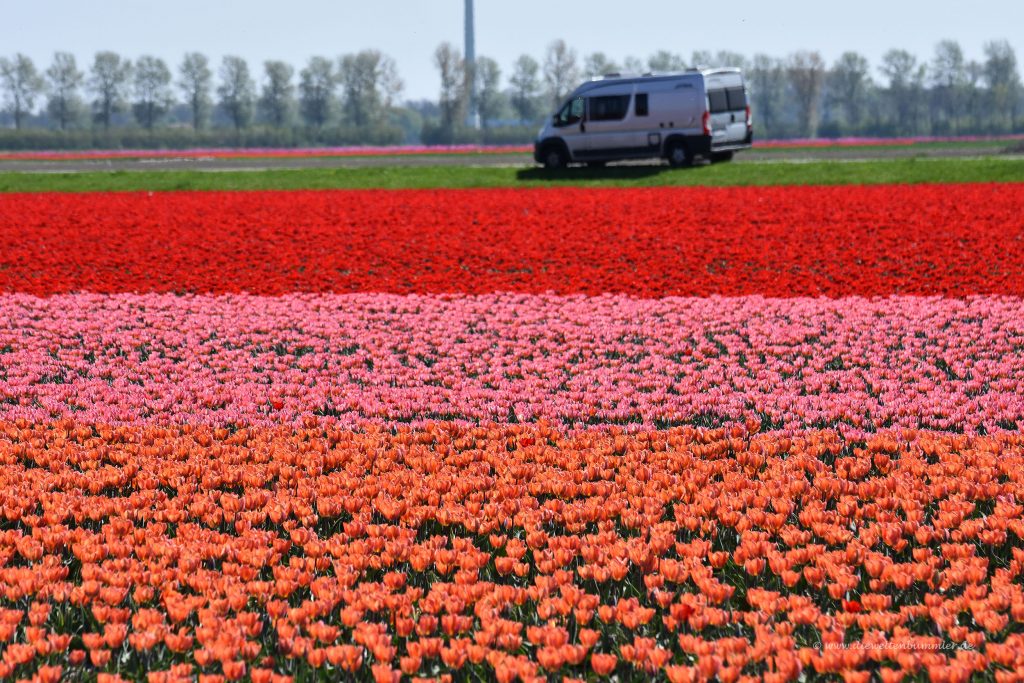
[706,74,749,146]
[723,85,749,143]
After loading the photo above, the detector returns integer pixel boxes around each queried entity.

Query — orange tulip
[591,653,617,676]
[89,648,112,667]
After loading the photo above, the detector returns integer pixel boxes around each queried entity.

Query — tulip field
[2,161,1024,682]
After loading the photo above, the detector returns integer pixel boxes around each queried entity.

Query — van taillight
[702,111,711,136]
[745,106,752,129]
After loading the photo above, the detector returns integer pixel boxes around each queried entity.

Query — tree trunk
[102,96,112,131]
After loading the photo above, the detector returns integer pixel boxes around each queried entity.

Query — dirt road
[0,142,1016,173]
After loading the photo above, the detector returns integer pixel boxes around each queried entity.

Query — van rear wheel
[666,141,691,168]
[542,146,568,170]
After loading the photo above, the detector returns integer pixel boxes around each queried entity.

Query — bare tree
[339,50,400,128]
[930,40,967,133]
[45,52,83,130]
[509,55,540,124]
[983,40,1021,131]
[965,60,985,130]
[622,56,646,74]
[178,52,212,131]
[259,60,295,128]
[542,40,579,107]
[89,51,131,131]
[647,50,686,73]
[690,50,714,68]
[583,52,619,79]
[133,56,173,130]
[434,42,466,133]
[786,50,826,137]
[879,49,925,133]
[715,51,748,69]
[298,56,335,128]
[748,54,786,136]
[217,56,255,132]
[378,55,404,111]
[475,56,502,128]
[828,52,871,130]
[0,54,44,129]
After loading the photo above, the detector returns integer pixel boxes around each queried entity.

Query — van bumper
[710,130,754,153]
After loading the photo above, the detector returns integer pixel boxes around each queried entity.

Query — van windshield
[554,97,584,126]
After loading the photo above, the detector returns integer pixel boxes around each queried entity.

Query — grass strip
[1,156,1023,192]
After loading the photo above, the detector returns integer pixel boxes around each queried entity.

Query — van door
[551,96,588,160]
[582,93,635,158]
[632,91,665,157]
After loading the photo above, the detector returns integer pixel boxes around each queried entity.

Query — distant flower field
[752,133,1024,148]
[2,180,1024,681]
[1,133,1021,161]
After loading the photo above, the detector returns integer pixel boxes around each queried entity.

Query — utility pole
[464,0,480,128]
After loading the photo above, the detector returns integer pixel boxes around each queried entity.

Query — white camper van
[533,68,752,168]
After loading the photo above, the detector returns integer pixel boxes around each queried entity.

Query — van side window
[635,93,649,116]
[726,87,747,111]
[708,89,729,114]
[589,95,631,121]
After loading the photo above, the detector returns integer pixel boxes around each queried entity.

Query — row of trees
[431,38,1023,140]
[1,38,1022,148]
[748,41,1022,137]
[0,50,405,142]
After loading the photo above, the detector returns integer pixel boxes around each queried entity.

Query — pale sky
[4,0,1022,101]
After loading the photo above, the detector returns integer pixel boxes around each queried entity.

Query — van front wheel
[542,146,568,170]
[711,151,734,163]
[666,141,691,168]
